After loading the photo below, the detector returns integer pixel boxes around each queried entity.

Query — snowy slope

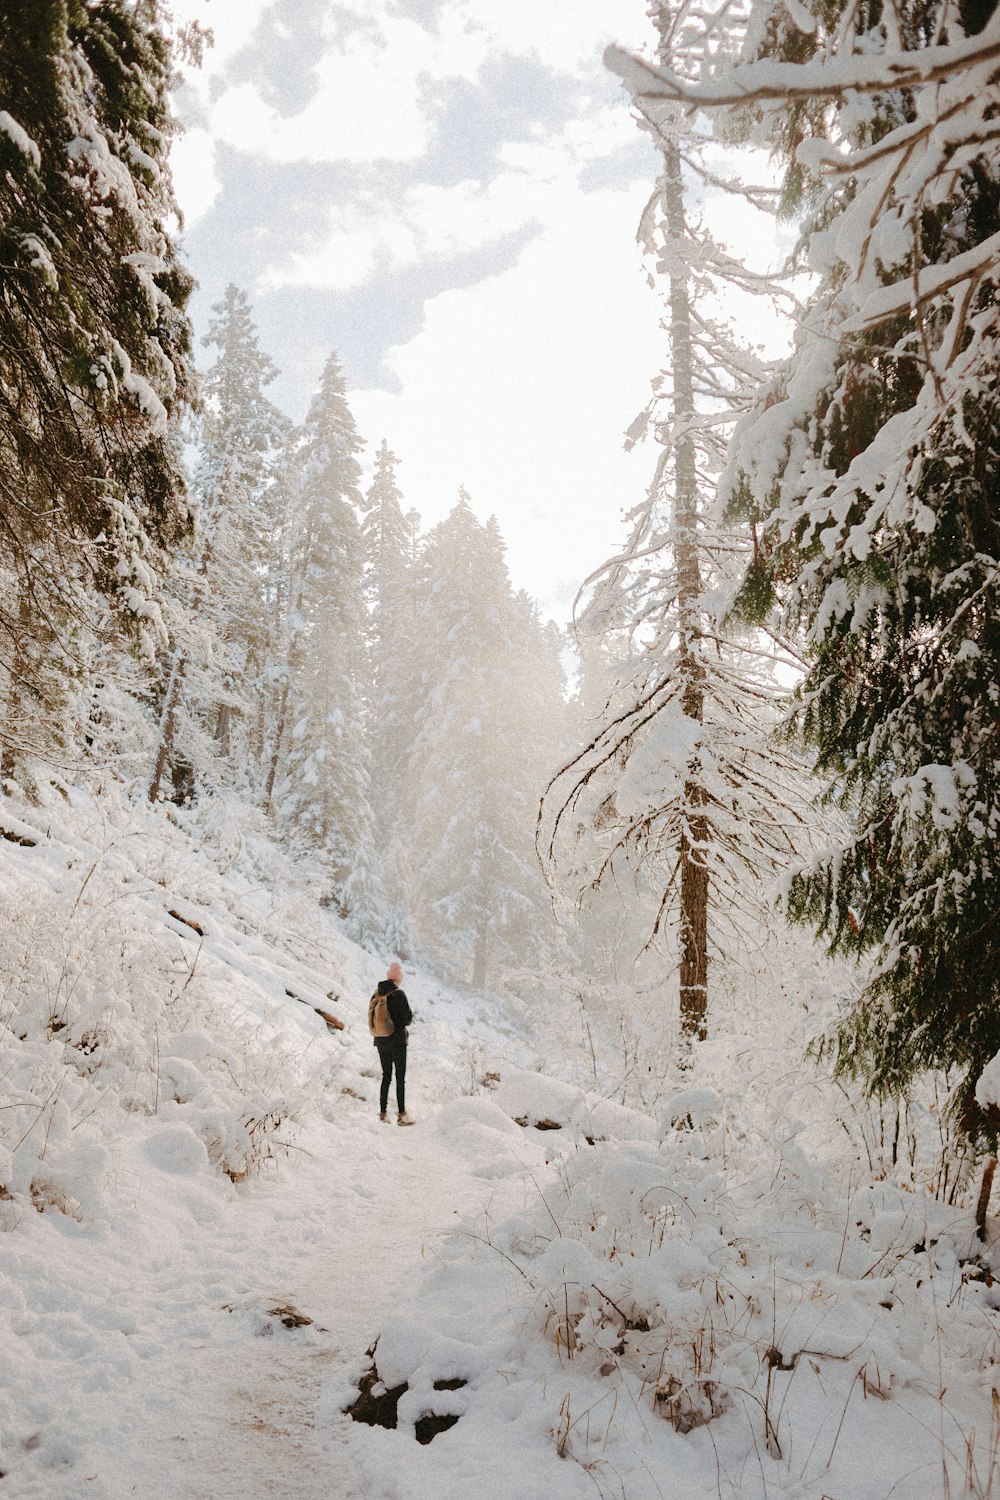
[1,787,998,1500]
[0,787,541,1497]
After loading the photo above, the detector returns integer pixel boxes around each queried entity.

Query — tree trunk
[214,700,232,756]
[264,675,290,808]
[472,929,489,990]
[662,132,709,1044]
[0,585,40,783]
[976,1155,996,1241]
[148,654,185,803]
[265,562,307,810]
[147,531,212,804]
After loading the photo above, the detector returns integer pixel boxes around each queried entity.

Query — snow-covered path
[23,1088,520,1500]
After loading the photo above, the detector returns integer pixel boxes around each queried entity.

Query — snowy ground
[2,789,999,1500]
[1,1093,523,1500]
[0,788,547,1499]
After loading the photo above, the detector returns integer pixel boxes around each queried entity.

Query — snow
[1,785,997,1499]
[0,110,41,168]
[891,763,967,829]
[976,1054,1000,1111]
[19,235,57,288]
[109,338,170,435]
[843,229,1000,332]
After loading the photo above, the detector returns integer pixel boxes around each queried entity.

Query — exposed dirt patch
[345,1363,408,1430]
[347,1364,468,1443]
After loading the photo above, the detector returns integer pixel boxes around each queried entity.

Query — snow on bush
[347,1056,995,1500]
[368,1106,1000,1499]
[0,786,350,1223]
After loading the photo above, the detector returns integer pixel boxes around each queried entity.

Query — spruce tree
[357,440,419,952]
[147,286,289,802]
[409,495,561,988]
[271,355,374,898]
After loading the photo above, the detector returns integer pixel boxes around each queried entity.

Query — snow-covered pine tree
[504,585,572,970]
[196,287,291,782]
[355,439,419,953]
[270,355,374,903]
[612,0,1000,1131]
[147,286,290,803]
[408,494,562,988]
[543,1,809,1044]
[363,440,412,600]
[0,0,195,777]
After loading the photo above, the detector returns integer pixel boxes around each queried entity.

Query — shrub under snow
[359,1080,1000,1500]
[0,787,350,1225]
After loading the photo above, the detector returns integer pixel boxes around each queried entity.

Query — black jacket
[375,978,412,1043]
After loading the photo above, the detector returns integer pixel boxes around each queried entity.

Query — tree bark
[264,675,290,808]
[976,1155,996,1241]
[214,701,232,756]
[148,653,185,803]
[472,929,489,990]
[661,132,709,1044]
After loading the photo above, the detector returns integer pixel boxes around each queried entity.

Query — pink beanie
[387,961,404,983]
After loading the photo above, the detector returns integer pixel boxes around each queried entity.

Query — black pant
[377,1037,407,1113]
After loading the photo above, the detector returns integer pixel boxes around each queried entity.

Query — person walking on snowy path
[368,961,414,1125]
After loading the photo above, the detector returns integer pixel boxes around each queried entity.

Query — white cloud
[169,127,221,227]
[348,182,665,619]
[263,107,643,293]
[453,0,650,74]
[208,17,445,164]
[175,0,651,172]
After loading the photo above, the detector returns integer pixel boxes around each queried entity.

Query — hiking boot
[379,1112,390,1123]
[397,1112,415,1126]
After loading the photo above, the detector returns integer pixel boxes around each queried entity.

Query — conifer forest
[2,3,1000,1498]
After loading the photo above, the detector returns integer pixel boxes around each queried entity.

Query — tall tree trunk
[147,534,214,804]
[976,1155,996,1241]
[662,132,709,1044]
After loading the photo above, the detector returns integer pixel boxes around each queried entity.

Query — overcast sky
[167,1,739,620]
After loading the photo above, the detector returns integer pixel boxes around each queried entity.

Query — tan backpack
[368,989,395,1038]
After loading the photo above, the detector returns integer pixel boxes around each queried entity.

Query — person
[369,961,414,1125]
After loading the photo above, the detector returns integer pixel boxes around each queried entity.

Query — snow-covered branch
[606,18,1000,108]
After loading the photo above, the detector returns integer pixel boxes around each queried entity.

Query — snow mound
[433,1095,524,1138]
[141,1121,211,1175]
[493,1066,659,1142]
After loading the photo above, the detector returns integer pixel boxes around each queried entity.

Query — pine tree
[147,286,289,803]
[543,1,808,1044]
[504,587,572,970]
[271,355,374,899]
[0,0,195,774]
[358,440,419,952]
[409,495,561,988]
[613,0,1000,1130]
